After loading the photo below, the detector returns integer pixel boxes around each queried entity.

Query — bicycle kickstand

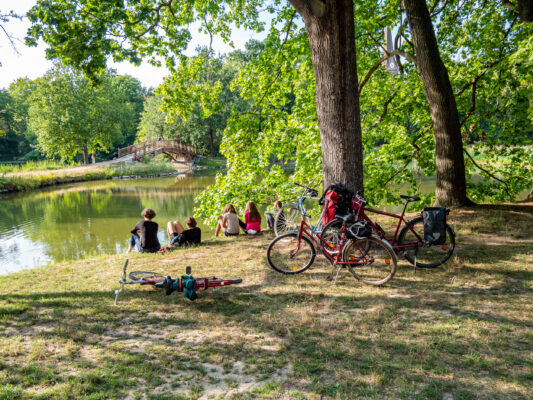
[114,259,129,305]
[332,262,342,285]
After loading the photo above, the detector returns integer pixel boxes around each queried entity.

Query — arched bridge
[117,140,196,163]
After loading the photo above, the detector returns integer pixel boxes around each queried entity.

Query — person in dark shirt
[127,208,161,253]
[160,217,201,252]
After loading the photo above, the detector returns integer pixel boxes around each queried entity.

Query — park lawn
[0,205,531,399]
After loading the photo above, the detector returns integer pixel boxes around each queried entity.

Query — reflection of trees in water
[0,176,214,265]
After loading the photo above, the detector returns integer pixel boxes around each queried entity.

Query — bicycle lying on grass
[321,192,456,269]
[114,259,242,304]
[267,213,398,286]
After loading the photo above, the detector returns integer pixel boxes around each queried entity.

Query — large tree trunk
[403,0,473,207]
[288,0,363,193]
[516,0,533,22]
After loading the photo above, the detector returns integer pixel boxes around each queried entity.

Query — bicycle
[114,259,243,304]
[266,214,398,286]
[274,182,327,237]
[321,193,455,268]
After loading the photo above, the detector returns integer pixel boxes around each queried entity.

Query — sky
[0,0,268,90]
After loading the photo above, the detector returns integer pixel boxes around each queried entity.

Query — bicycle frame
[294,219,370,268]
[351,197,423,252]
[294,194,326,233]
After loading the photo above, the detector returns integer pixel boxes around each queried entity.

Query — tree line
[2,0,531,217]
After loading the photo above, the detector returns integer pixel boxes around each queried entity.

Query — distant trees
[26,68,138,164]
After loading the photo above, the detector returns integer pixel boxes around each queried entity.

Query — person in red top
[242,201,261,234]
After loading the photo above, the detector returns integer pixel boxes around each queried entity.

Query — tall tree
[26,0,364,192]
[28,68,130,164]
[287,0,363,191]
[403,0,473,206]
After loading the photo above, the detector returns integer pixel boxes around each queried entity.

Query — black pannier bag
[422,207,448,245]
[346,221,372,239]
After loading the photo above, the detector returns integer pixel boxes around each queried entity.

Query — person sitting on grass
[215,203,240,237]
[127,208,161,253]
[159,217,201,252]
[265,200,283,230]
[241,201,261,235]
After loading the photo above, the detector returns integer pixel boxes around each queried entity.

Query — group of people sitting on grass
[127,208,201,254]
[127,200,281,254]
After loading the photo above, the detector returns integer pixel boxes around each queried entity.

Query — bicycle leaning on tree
[321,192,456,269]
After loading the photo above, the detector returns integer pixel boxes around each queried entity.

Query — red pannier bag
[323,190,340,225]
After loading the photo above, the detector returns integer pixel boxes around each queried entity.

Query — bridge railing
[117,140,196,160]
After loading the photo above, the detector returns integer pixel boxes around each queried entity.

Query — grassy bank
[0,161,181,193]
[0,206,532,399]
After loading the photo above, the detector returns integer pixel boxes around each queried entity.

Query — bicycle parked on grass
[267,213,398,286]
[114,260,242,304]
[274,182,327,237]
[321,192,455,268]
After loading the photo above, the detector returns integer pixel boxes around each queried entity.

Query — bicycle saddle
[400,195,421,202]
[335,214,356,223]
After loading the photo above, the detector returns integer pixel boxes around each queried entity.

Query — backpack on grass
[422,207,448,245]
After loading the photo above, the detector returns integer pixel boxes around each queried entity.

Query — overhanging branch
[359,50,416,93]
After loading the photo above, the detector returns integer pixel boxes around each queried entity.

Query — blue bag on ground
[181,275,198,301]
[422,207,447,245]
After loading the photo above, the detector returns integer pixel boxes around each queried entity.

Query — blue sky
[0,0,268,90]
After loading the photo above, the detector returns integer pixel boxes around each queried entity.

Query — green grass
[0,159,178,193]
[0,205,531,399]
[0,160,75,174]
[196,156,226,168]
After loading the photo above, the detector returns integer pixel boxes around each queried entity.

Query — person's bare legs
[167,221,185,242]
[215,219,224,237]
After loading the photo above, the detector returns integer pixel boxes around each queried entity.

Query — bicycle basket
[346,221,372,239]
[422,207,448,245]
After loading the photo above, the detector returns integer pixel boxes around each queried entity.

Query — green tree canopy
[27,68,135,164]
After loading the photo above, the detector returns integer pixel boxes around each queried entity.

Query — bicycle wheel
[274,203,301,236]
[398,217,455,268]
[267,232,316,274]
[320,218,344,251]
[128,271,168,284]
[342,236,397,285]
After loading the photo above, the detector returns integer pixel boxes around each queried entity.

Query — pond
[0,175,218,275]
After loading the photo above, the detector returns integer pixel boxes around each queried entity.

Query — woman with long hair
[243,201,261,234]
[215,203,240,237]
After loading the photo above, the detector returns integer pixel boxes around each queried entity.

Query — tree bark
[288,0,363,193]
[82,142,89,165]
[403,0,474,207]
[517,0,533,22]
[208,128,216,157]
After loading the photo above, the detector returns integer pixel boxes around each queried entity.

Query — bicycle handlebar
[294,183,319,198]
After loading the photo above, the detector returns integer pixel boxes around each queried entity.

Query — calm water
[0,176,216,275]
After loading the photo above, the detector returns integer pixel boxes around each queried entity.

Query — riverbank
[0,157,225,194]
[0,205,531,399]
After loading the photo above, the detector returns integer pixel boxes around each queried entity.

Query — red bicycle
[321,193,455,268]
[114,260,242,304]
[266,214,398,286]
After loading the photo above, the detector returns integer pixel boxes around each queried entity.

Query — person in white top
[215,204,241,237]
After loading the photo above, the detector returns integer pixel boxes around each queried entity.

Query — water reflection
[0,176,216,275]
